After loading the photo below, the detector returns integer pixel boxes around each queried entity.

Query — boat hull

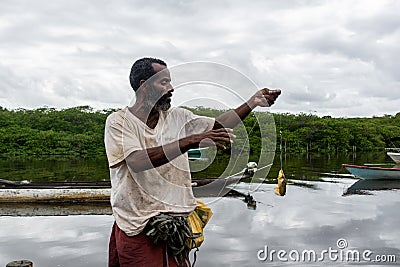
[0,188,111,203]
[0,175,249,203]
[342,164,400,180]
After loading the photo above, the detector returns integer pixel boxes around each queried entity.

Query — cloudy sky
[0,0,399,117]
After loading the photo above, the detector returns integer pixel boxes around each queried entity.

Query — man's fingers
[263,89,281,98]
[197,128,236,150]
[201,139,228,150]
[211,132,236,141]
[210,136,233,143]
[214,142,227,150]
[210,128,236,138]
[199,135,233,150]
[269,89,281,95]
[214,128,233,133]
[262,88,281,94]
[259,89,281,107]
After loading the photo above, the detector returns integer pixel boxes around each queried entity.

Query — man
[105,57,281,267]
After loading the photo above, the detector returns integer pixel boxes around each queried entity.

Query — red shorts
[108,222,182,267]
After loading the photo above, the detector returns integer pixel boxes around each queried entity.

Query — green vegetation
[0,106,399,157]
[0,106,115,156]
[276,112,400,153]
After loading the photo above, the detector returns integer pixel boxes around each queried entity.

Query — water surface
[0,153,399,266]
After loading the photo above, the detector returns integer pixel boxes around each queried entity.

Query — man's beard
[154,96,171,111]
[143,92,172,112]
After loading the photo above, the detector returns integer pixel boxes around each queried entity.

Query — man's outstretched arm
[120,88,280,173]
[213,88,281,129]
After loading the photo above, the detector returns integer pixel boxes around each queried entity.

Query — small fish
[274,169,287,196]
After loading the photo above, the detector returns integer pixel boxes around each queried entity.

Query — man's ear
[136,79,147,94]
[139,79,146,87]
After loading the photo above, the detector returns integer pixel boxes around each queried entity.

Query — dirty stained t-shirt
[104,106,215,236]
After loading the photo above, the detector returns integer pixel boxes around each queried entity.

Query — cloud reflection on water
[196,180,400,266]
[0,179,399,266]
[0,215,113,267]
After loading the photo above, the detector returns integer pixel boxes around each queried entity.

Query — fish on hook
[274,169,287,196]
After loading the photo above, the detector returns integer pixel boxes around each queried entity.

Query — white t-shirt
[104,106,215,236]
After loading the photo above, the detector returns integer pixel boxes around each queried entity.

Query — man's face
[143,63,174,111]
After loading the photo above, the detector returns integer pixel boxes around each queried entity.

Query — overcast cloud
[0,0,399,117]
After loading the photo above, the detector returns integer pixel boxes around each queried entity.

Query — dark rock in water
[6,260,33,267]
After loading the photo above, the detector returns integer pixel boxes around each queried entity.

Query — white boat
[387,151,400,164]
[386,147,400,164]
[387,152,400,164]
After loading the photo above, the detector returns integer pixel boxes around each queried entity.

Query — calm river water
[0,153,399,266]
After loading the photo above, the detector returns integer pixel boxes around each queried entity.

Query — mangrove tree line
[0,106,399,157]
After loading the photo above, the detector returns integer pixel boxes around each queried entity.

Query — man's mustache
[159,92,172,101]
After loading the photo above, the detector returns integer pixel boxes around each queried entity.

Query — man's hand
[213,88,282,130]
[190,128,236,150]
[249,88,281,108]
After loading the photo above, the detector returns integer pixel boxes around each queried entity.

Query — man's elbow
[128,162,143,173]
[125,152,147,173]
[127,159,150,173]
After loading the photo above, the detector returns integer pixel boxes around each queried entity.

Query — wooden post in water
[6,260,33,267]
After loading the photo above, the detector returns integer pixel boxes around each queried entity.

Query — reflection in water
[0,215,113,267]
[343,179,400,196]
[1,152,399,266]
[0,152,394,183]
[0,180,399,266]
[226,190,258,210]
[0,203,112,216]
[196,181,400,266]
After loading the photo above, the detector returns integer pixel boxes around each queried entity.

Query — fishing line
[217,113,275,198]
[273,113,288,197]
[228,114,259,168]
[226,163,273,179]
[220,109,280,198]
[279,113,283,170]
[280,129,283,171]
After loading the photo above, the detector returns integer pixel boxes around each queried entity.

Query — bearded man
[105,57,281,267]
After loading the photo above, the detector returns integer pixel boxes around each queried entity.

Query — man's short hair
[129,57,167,91]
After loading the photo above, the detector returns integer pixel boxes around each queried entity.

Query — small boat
[342,164,400,180]
[0,189,258,216]
[188,147,209,161]
[386,148,400,164]
[0,169,253,203]
[387,152,400,164]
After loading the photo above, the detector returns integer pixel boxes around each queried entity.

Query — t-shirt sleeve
[180,108,215,136]
[104,114,142,167]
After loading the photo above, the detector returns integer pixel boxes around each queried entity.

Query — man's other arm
[124,128,234,173]
[213,88,281,130]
